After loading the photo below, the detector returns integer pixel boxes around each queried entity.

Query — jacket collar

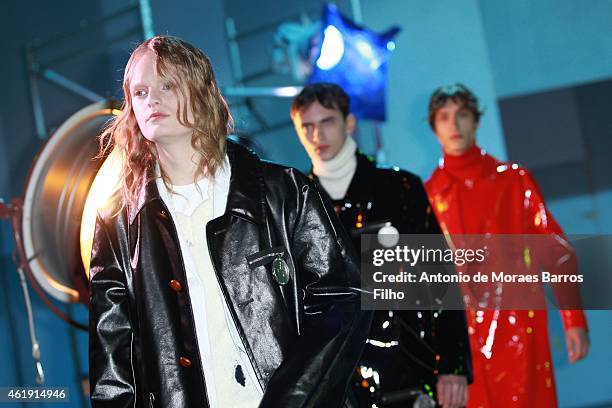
[345,151,378,199]
[309,151,378,200]
[128,140,265,225]
[427,146,500,195]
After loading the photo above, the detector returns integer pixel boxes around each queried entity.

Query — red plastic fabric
[425,145,587,407]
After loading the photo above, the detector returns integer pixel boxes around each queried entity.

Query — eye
[134,89,147,97]
[161,83,172,91]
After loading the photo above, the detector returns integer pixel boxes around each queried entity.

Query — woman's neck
[156,140,203,186]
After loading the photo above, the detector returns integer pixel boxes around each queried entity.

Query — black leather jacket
[310,152,472,406]
[89,142,371,407]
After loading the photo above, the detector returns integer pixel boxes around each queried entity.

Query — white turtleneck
[311,136,357,200]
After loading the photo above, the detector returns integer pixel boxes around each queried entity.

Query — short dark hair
[428,83,483,130]
[291,83,350,118]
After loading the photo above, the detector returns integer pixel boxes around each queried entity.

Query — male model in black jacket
[291,83,472,408]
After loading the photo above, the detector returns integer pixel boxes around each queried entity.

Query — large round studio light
[21,100,119,304]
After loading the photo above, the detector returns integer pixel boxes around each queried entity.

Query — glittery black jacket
[88,142,371,408]
[310,152,473,402]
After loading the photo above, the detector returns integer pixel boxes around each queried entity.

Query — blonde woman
[89,35,369,408]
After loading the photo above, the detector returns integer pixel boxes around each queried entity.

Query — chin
[451,141,470,154]
[311,151,329,161]
[145,133,166,144]
[140,133,156,143]
[444,146,465,156]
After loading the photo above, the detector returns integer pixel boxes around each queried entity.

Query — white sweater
[311,136,357,200]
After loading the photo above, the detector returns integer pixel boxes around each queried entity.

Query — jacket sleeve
[89,213,136,408]
[413,177,474,382]
[259,176,372,408]
[520,170,587,331]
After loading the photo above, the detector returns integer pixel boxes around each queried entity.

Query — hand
[436,374,468,408]
[566,327,589,363]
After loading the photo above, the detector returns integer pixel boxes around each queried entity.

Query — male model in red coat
[424,84,589,407]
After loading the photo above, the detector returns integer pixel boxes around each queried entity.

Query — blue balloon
[308,4,400,121]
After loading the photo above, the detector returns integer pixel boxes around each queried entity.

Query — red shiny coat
[425,145,587,408]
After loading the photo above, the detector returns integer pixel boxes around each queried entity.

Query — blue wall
[479,0,612,98]
[360,0,507,179]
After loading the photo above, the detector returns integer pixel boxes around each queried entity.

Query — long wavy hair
[99,35,233,211]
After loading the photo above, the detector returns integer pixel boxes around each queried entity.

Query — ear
[345,113,356,135]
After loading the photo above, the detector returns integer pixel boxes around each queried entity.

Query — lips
[315,145,329,154]
[148,112,169,121]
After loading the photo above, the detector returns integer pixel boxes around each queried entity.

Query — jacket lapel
[222,141,265,225]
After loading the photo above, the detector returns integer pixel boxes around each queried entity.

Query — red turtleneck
[440,144,488,181]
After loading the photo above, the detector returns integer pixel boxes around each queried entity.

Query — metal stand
[1,199,44,384]
[25,1,151,139]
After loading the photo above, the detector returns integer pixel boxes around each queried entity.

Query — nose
[311,125,322,143]
[452,113,460,131]
[147,88,160,106]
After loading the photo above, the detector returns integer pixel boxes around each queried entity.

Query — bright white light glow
[366,339,399,348]
[356,39,382,70]
[273,86,303,97]
[80,148,123,278]
[356,39,374,59]
[360,366,373,378]
[316,25,344,70]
